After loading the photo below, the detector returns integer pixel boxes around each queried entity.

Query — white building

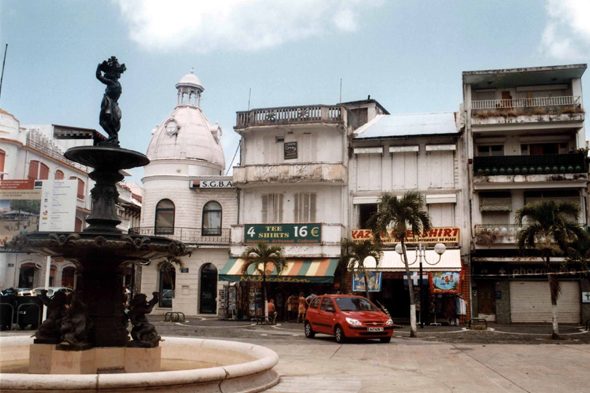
[463,64,589,324]
[138,71,236,316]
[0,111,102,290]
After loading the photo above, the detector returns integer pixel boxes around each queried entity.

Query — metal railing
[128,227,231,244]
[473,154,587,176]
[471,96,581,110]
[26,131,89,172]
[235,105,344,128]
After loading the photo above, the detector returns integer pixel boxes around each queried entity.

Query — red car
[304,294,394,343]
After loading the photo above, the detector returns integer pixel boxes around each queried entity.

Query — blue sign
[352,271,382,292]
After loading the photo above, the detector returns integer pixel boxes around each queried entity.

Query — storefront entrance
[199,263,217,314]
[477,281,496,321]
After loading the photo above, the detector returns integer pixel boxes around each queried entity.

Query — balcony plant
[515,200,585,339]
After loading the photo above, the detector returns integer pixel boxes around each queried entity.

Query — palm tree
[367,191,432,338]
[241,242,287,319]
[341,239,383,300]
[515,200,585,339]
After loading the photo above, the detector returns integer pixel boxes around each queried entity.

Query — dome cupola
[175,68,204,107]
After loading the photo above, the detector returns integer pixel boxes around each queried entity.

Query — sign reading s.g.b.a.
[190,180,235,189]
[245,224,321,244]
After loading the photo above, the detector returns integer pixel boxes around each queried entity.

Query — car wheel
[334,325,346,343]
[304,321,315,338]
[380,337,391,343]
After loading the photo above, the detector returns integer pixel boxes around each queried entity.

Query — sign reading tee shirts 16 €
[245,224,321,244]
[430,271,462,294]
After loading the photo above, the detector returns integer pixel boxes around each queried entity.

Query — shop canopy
[219,258,339,284]
[361,249,462,272]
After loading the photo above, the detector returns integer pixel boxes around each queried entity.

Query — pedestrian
[268,299,277,324]
[297,292,308,323]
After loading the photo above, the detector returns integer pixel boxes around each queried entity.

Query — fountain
[0,57,279,392]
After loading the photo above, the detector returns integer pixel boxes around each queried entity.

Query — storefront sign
[190,180,234,188]
[352,271,382,292]
[239,275,314,283]
[352,227,460,245]
[245,224,321,244]
[430,271,462,293]
[284,142,298,159]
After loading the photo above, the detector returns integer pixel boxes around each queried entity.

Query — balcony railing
[235,105,345,128]
[474,224,521,244]
[471,96,581,110]
[473,154,587,176]
[128,227,231,244]
[26,130,89,172]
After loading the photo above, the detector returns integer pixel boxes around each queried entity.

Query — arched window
[155,199,175,235]
[70,176,85,200]
[28,160,39,180]
[199,263,218,314]
[75,217,83,232]
[55,170,64,180]
[0,149,5,180]
[158,263,176,308]
[202,201,222,236]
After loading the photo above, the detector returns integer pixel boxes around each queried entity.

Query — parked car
[32,287,73,298]
[304,294,394,343]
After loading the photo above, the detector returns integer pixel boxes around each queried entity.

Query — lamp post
[396,239,446,328]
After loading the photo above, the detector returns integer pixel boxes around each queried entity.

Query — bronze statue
[60,292,91,348]
[127,292,161,348]
[34,289,68,343]
[96,56,126,146]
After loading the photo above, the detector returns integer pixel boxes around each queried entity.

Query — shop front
[218,258,340,321]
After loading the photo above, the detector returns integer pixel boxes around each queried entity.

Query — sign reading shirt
[352,227,460,245]
[352,271,382,292]
[430,271,462,294]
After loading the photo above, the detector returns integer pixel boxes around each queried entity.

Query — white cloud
[114,0,380,53]
[541,0,590,60]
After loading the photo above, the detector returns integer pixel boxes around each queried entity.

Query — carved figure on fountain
[96,56,126,147]
[59,292,92,349]
[128,292,161,348]
[34,290,68,344]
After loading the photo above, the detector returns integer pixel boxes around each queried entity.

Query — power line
[0,44,8,103]
[225,139,241,175]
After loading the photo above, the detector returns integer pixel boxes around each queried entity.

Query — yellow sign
[351,227,460,245]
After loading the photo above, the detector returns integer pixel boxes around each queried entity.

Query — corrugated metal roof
[354,112,458,139]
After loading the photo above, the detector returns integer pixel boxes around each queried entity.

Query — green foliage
[240,242,287,277]
[157,257,184,289]
[341,239,382,299]
[10,199,40,214]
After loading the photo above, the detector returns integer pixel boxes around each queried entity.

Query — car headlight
[345,318,362,326]
[385,319,393,326]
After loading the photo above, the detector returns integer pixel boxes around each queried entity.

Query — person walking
[268,299,277,325]
[297,292,308,323]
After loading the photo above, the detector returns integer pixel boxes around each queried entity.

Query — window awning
[362,250,462,272]
[219,258,339,284]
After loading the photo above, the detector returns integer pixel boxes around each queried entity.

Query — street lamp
[396,239,446,328]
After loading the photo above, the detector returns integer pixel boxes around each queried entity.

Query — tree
[367,191,432,338]
[515,200,585,339]
[241,242,287,319]
[341,239,383,300]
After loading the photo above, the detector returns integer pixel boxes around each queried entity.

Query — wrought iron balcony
[235,105,345,129]
[473,154,587,176]
[128,227,231,245]
[474,224,521,244]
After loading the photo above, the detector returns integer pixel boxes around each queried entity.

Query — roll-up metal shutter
[510,281,580,323]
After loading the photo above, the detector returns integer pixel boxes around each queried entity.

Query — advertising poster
[352,271,382,292]
[39,180,77,232]
[430,271,463,294]
[0,180,42,251]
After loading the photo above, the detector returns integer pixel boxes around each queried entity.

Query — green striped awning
[219,258,339,284]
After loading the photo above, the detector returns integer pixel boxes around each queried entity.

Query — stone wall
[495,279,511,324]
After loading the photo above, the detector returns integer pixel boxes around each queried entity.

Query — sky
[1,0,590,184]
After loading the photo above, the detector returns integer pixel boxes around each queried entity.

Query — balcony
[128,227,230,245]
[474,224,521,245]
[473,154,588,187]
[235,105,346,129]
[470,96,584,126]
[233,163,346,187]
[26,130,89,172]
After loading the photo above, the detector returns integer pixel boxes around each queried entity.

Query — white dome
[176,69,203,91]
[146,105,225,169]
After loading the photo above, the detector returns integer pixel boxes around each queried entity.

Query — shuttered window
[0,149,5,180]
[70,176,85,199]
[39,163,49,180]
[28,160,39,180]
[294,193,316,223]
[55,170,64,180]
[261,194,283,223]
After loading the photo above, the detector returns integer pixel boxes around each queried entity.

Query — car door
[306,296,322,331]
[316,297,336,334]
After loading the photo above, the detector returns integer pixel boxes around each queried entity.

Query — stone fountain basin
[0,336,280,393]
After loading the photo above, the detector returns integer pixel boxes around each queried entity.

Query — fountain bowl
[0,336,280,393]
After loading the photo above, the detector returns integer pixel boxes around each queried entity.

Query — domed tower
[140,71,236,317]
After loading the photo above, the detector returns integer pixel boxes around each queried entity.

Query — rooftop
[354,112,459,139]
[463,64,587,89]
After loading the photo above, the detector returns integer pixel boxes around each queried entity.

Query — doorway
[477,281,496,321]
[200,263,218,314]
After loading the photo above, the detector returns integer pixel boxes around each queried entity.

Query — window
[520,143,567,155]
[262,194,283,223]
[28,160,39,180]
[39,163,49,180]
[294,193,316,223]
[70,177,85,199]
[75,218,83,232]
[199,263,218,314]
[359,204,378,228]
[202,201,222,235]
[477,145,504,157]
[155,199,175,234]
[55,170,64,180]
[0,149,5,180]
[310,297,321,309]
[335,297,378,312]
[320,297,335,312]
[158,264,175,308]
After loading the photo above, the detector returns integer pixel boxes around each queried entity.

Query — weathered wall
[495,279,511,324]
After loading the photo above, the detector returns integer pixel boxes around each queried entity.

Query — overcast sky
[1,0,589,184]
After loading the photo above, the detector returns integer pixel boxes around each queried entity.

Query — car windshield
[335,297,379,312]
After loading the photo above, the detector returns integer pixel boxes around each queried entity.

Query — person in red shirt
[268,299,277,324]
